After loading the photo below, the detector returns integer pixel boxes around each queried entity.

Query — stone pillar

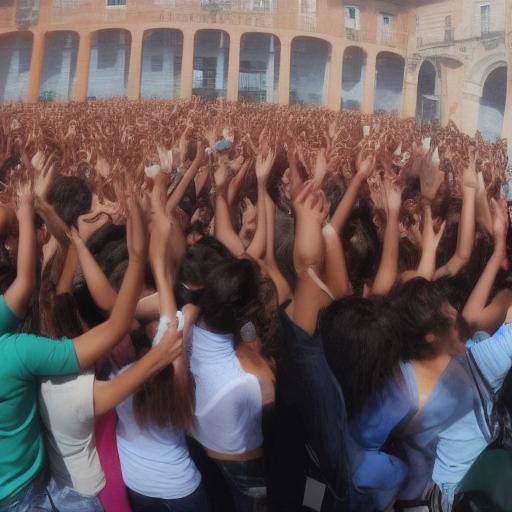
[59,34,74,100]
[226,34,240,101]
[266,35,276,103]
[26,31,45,103]
[402,62,418,119]
[278,36,291,105]
[127,30,143,100]
[327,43,343,111]
[361,48,376,114]
[180,29,195,99]
[73,31,91,101]
[460,91,481,137]
[501,68,512,145]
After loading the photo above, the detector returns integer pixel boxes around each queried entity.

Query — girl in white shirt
[190,258,269,512]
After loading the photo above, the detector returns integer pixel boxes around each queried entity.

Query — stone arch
[239,32,280,103]
[342,45,366,111]
[140,28,183,99]
[193,29,230,99]
[416,59,440,124]
[290,35,331,105]
[374,51,404,113]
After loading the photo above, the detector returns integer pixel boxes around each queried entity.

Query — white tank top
[189,325,263,454]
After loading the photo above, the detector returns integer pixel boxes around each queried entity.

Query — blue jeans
[0,471,103,512]
[214,458,267,512]
[127,484,209,512]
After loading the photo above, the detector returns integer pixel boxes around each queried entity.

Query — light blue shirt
[433,325,512,487]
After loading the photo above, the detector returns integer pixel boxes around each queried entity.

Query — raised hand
[255,148,276,184]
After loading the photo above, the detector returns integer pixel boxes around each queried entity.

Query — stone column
[460,90,481,137]
[266,35,276,103]
[361,48,377,114]
[127,30,143,100]
[278,36,291,105]
[402,61,418,119]
[26,31,45,103]
[73,31,91,101]
[501,67,512,144]
[327,43,343,111]
[180,29,195,99]
[226,34,240,101]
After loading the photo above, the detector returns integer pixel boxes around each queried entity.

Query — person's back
[115,381,201,500]
[0,328,79,506]
[190,324,263,455]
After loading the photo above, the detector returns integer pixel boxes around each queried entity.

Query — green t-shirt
[0,298,79,506]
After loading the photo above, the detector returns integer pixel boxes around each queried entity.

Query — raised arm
[93,327,183,416]
[402,205,446,283]
[246,149,275,260]
[149,176,177,320]
[214,159,246,257]
[330,152,375,233]
[290,181,330,335]
[4,185,37,318]
[322,222,352,299]
[72,202,147,371]
[371,177,402,296]
[165,142,206,216]
[463,198,512,334]
[227,157,251,206]
[434,153,477,279]
[262,192,291,305]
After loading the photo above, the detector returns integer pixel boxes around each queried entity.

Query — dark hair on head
[342,205,381,295]
[133,359,195,431]
[51,294,83,339]
[320,296,402,417]
[178,236,233,287]
[47,176,92,227]
[200,258,262,334]
[389,277,452,361]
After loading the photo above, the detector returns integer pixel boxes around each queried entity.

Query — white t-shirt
[39,372,105,496]
[189,324,263,455]
[115,365,202,499]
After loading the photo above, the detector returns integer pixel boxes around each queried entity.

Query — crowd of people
[0,97,511,512]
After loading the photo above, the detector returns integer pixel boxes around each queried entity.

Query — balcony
[345,27,407,48]
[415,11,505,50]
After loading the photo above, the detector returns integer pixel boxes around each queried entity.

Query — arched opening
[238,33,280,103]
[342,46,365,111]
[290,36,330,105]
[416,59,440,125]
[478,66,507,141]
[88,29,131,99]
[141,29,183,99]
[374,51,404,113]
[193,30,229,99]
[0,32,33,103]
[39,32,79,102]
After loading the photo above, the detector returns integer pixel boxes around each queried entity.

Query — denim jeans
[127,484,210,512]
[0,470,103,512]
[214,458,267,512]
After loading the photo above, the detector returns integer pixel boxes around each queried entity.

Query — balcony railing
[345,27,407,48]
[415,11,505,50]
